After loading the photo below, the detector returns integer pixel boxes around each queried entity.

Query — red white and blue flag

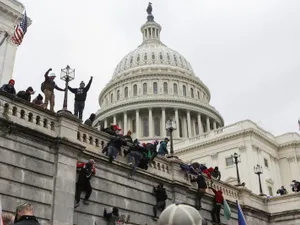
[237,201,248,225]
[11,11,28,45]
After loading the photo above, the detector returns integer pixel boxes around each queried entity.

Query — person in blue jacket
[158,138,169,156]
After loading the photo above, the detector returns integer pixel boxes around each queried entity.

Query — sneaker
[74,202,80,208]
[83,200,90,205]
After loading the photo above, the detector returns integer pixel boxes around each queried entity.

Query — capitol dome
[95,5,224,143]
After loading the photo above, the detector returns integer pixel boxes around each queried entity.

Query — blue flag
[237,201,247,225]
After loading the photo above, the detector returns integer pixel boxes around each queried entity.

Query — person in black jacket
[152,183,168,219]
[17,86,35,102]
[107,126,126,163]
[191,174,207,210]
[13,203,41,225]
[104,207,120,225]
[84,113,96,126]
[0,79,16,95]
[68,76,93,120]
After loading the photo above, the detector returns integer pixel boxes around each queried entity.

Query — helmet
[49,72,56,78]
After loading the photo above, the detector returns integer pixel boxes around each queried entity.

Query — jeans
[75,181,92,203]
[43,89,55,111]
[108,146,119,160]
[211,203,222,223]
[128,151,142,175]
[74,101,85,120]
[153,201,165,217]
[195,190,205,209]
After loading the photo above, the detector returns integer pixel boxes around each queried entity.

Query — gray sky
[14,0,300,135]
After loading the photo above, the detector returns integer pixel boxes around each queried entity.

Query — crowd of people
[276,180,300,196]
[0,68,94,121]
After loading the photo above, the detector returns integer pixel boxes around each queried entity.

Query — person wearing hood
[158,138,169,156]
[32,94,44,106]
[0,79,16,95]
[209,166,221,181]
[13,203,41,225]
[152,183,168,220]
[107,125,126,163]
[84,113,96,126]
[68,76,93,120]
[209,187,224,225]
[104,207,120,225]
[191,173,207,210]
[41,68,64,112]
[17,86,35,102]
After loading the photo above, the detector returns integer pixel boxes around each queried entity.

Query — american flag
[11,11,28,45]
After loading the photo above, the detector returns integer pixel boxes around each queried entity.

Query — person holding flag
[209,186,224,225]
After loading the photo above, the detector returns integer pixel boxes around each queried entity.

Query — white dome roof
[112,19,195,78]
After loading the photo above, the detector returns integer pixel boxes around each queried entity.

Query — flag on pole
[11,11,28,45]
[223,199,231,220]
[237,200,247,225]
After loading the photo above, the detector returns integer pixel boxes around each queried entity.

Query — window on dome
[143,117,149,137]
[154,117,160,136]
[167,53,170,62]
[132,119,136,133]
[173,83,178,95]
[144,53,147,61]
[152,52,155,60]
[137,54,140,62]
[163,82,168,94]
[153,82,158,94]
[173,55,178,65]
[197,91,200,99]
[191,88,194,98]
[117,90,120,101]
[159,53,163,60]
[124,87,128,98]
[130,56,133,65]
[124,58,127,69]
[143,83,147,95]
[133,84,137,96]
[110,93,113,103]
[183,85,186,96]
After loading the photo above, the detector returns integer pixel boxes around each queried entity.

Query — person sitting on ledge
[32,94,44,106]
[84,113,96,126]
[277,186,288,195]
[158,138,169,156]
[13,203,41,225]
[17,86,35,102]
[0,79,16,95]
[104,207,120,225]
[75,159,96,208]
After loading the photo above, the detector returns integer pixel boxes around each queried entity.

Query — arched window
[133,84,137,96]
[124,87,128,98]
[137,54,140,62]
[144,53,147,61]
[132,119,136,133]
[163,82,168,94]
[110,93,113,103]
[190,88,194,98]
[159,52,163,60]
[183,85,186,96]
[179,118,183,137]
[197,91,200,99]
[143,117,149,137]
[173,83,178,95]
[152,52,155,60]
[153,82,158,94]
[117,90,120,100]
[143,83,147,95]
[154,117,160,136]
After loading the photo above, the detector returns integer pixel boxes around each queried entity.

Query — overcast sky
[13,0,300,135]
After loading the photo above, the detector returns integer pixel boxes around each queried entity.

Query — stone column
[197,113,203,135]
[113,115,117,125]
[206,116,210,132]
[104,119,108,128]
[123,112,128,133]
[161,108,166,137]
[174,109,179,138]
[149,108,153,137]
[136,110,140,138]
[213,120,217,130]
[186,110,191,138]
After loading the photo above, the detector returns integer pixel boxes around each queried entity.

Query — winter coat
[0,84,16,95]
[158,141,168,155]
[68,77,92,101]
[154,187,168,202]
[109,135,126,150]
[32,94,43,105]
[17,91,31,102]
[210,169,221,180]
[76,162,96,183]
[211,188,224,204]
[42,70,63,92]
[14,215,40,225]
[192,175,207,190]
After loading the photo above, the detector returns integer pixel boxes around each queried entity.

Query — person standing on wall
[75,159,96,208]
[41,68,64,112]
[68,76,93,120]
[209,186,224,225]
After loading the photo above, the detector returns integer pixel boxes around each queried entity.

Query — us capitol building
[94,6,300,197]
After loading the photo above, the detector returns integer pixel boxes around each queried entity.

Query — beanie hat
[158,203,206,225]
[9,79,15,85]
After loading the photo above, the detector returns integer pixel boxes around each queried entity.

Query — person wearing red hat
[41,68,64,112]
[209,187,224,224]
[0,79,16,95]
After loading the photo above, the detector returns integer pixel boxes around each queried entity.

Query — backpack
[41,82,45,92]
